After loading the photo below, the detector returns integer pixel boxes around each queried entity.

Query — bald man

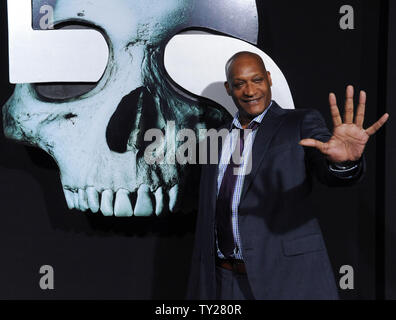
[187,51,388,300]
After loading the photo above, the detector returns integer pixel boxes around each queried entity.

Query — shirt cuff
[327,159,362,179]
[328,160,359,172]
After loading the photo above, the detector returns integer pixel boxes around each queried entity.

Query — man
[187,51,388,300]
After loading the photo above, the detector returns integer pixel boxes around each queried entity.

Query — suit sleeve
[300,109,366,187]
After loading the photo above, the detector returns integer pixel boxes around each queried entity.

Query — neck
[239,115,254,129]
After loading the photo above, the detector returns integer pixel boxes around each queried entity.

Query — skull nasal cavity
[106,87,156,153]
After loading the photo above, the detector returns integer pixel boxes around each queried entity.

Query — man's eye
[234,83,243,88]
[253,78,263,83]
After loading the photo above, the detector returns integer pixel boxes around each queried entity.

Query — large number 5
[8,0,108,83]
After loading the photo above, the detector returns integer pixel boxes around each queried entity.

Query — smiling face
[225,52,272,126]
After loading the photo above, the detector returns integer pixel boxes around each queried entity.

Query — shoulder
[271,101,326,124]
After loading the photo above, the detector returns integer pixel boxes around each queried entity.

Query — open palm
[299,85,389,163]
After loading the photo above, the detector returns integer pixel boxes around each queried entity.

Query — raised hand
[299,85,389,163]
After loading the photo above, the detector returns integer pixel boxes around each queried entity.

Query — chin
[246,105,266,116]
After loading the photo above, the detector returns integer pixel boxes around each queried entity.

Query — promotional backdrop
[0,0,389,299]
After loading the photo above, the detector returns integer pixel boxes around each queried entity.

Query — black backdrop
[0,0,391,299]
[386,0,396,301]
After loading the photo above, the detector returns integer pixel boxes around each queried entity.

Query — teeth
[154,187,164,216]
[73,192,79,210]
[134,184,153,216]
[86,187,100,213]
[168,184,179,213]
[114,189,133,217]
[64,189,75,210]
[63,185,178,217]
[78,189,89,212]
[100,189,114,216]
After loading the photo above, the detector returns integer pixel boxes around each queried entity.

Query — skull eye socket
[33,23,104,101]
[34,82,97,101]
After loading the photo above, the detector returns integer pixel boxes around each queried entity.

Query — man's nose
[243,82,255,96]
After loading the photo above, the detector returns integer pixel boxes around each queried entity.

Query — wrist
[334,159,359,166]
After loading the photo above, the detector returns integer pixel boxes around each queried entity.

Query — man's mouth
[242,97,263,105]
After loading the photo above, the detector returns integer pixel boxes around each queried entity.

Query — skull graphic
[3,0,258,217]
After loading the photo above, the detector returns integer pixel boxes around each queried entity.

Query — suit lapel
[239,102,286,202]
[204,102,286,211]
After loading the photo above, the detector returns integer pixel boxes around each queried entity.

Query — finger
[344,85,354,124]
[354,90,366,128]
[299,139,327,153]
[365,113,390,136]
[329,93,342,127]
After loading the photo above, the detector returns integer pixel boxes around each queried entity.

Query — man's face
[225,55,272,119]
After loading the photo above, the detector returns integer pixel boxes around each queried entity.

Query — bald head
[225,51,267,82]
[223,51,272,126]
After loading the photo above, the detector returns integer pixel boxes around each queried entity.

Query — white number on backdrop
[7,0,108,83]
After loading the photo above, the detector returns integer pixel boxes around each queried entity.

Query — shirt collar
[231,100,273,130]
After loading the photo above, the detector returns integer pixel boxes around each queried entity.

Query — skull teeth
[86,187,100,213]
[154,187,164,216]
[63,184,179,216]
[78,189,89,212]
[134,185,153,216]
[100,189,114,216]
[168,184,179,213]
[63,189,75,210]
[114,189,133,217]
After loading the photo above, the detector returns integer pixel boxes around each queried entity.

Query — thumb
[299,138,326,151]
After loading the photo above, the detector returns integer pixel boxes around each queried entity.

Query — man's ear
[267,71,272,87]
[224,81,231,96]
